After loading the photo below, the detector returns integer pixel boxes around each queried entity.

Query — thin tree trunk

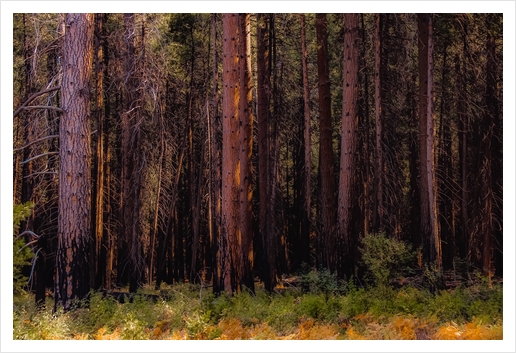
[481,14,496,282]
[239,13,255,291]
[417,14,441,269]
[338,13,359,279]
[300,14,311,268]
[148,114,165,286]
[121,13,145,292]
[90,13,104,290]
[210,13,222,293]
[373,13,384,232]
[257,13,274,291]
[316,13,337,272]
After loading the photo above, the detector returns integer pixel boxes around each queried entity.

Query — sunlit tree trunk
[90,13,105,290]
[417,14,441,269]
[55,13,94,311]
[239,14,255,291]
[220,13,244,294]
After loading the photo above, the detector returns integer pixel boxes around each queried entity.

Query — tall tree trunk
[90,13,105,290]
[148,110,165,286]
[481,14,497,282]
[257,13,275,291]
[316,13,337,272]
[121,13,145,292]
[338,13,359,279]
[220,13,242,294]
[417,14,441,269]
[300,14,311,268]
[187,19,201,284]
[359,13,371,239]
[455,51,469,262]
[210,13,222,293]
[373,13,384,232]
[239,14,255,291]
[55,13,94,311]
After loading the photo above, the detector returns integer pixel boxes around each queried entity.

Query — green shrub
[299,268,341,301]
[85,292,119,331]
[427,288,470,323]
[13,202,35,294]
[360,233,415,289]
[265,292,298,334]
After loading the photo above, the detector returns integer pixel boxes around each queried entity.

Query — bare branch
[14,230,41,242]
[13,134,58,152]
[24,171,58,178]
[21,105,63,112]
[20,151,58,165]
[13,85,61,119]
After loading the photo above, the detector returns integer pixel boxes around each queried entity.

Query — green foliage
[83,292,119,331]
[423,261,444,292]
[13,202,35,294]
[299,268,342,301]
[360,233,415,288]
[185,312,210,339]
[12,280,503,340]
[13,201,34,233]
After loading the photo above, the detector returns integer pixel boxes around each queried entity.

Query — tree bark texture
[316,13,337,272]
[55,13,94,311]
[300,14,311,268]
[220,13,249,294]
[257,13,276,291]
[239,14,255,291]
[373,13,384,232]
[417,13,441,269]
[121,13,145,292]
[338,13,359,279]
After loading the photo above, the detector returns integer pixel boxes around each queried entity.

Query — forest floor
[13,275,503,340]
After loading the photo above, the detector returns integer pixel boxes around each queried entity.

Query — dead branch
[13,85,61,119]
[21,105,63,112]
[13,134,58,152]
[20,151,58,165]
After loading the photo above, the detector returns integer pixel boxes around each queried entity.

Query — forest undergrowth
[13,275,503,340]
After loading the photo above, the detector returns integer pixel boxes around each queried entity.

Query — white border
[2,1,514,352]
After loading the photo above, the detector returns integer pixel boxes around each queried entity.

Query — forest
[11,12,504,341]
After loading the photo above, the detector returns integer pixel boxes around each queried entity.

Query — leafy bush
[360,233,415,289]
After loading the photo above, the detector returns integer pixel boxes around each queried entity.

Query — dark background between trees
[12,13,502,310]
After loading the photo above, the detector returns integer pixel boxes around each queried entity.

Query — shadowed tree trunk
[210,13,222,293]
[300,13,311,268]
[480,14,497,282]
[373,13,384,233]
[120,13,145,292]
[257,13,276,291]
[338,13,359,279]
[316,13,337,272]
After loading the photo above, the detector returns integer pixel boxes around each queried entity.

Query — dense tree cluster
[12,13,502,309]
